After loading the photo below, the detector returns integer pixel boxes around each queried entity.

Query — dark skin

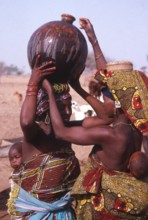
[9,142,22,171]
[20,18,114,162]
[20,55,74,162]
[42,79,142,172]
[71,78,115,128]
[142,136,148,157]
[128,151,148,179]
[40,18,142,172]
[70,18,115,127]
[79,18,106,71]
[79,19,145,169]
[68,18,142,171]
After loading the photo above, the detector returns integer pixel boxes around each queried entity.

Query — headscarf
[36,83,71,118]
[95,68,148,135]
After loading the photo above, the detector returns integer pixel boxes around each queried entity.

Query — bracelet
[93,38,98,47]
[95,54,103,60]
[26,92,38,96]
[26,85,38,93]
[28,82,38,86]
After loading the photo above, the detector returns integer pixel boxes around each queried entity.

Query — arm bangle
[26,85,38,93]
[95,54,103,60]
[26,92,38,96]
[27,82,38,87]
[92,38,98,47]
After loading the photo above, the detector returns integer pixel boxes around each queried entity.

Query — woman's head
[36,83,72,124]
[56,96,72,122]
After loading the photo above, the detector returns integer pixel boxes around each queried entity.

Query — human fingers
[40,66,56,77]
[34,54,41,68]
[39,60,55,70]
[79,18,90,24]
[79,18,90,28]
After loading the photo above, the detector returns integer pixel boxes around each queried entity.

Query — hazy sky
[0,0,148,73]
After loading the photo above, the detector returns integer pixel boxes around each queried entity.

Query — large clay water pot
[27,14,88,83]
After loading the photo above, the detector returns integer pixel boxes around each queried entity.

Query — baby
[8,141,23,171]
[128,151,148,179]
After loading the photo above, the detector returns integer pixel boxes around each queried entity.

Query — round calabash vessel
[27,14,88,83]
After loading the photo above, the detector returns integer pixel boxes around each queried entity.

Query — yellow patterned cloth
[95,70,148,135]
[71,156,148,220]
[8,151,80,218]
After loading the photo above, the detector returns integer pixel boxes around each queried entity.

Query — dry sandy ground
[0,74,93,219]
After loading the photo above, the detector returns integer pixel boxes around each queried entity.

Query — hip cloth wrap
[8,150,80,219]
[71,154,148,220]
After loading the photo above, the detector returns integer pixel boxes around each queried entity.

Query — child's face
[9,149,22,170]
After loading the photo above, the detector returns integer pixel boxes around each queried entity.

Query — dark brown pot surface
[27,14,88,83]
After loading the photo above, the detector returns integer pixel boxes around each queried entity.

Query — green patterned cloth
[95,69,148,135]
[71,156,148,220]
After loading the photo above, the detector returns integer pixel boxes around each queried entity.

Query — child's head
[8,142,23,170]
[129,151,148,179]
